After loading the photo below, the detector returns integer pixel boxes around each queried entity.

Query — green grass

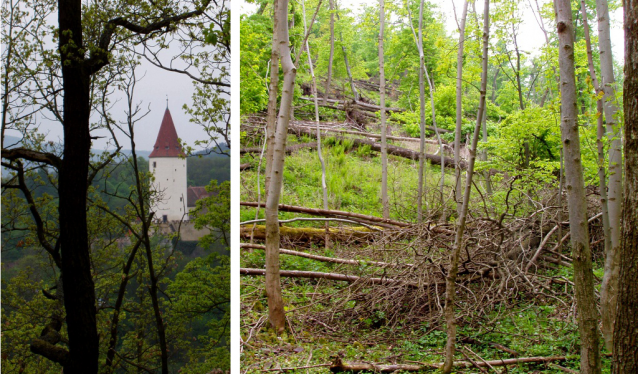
[241,136,457,224]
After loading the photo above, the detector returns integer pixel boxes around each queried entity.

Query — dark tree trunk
[57,0,98,372]
[612,0,638,370]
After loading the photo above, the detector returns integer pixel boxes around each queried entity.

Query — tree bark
[57,1,98,372]
[443,1,489,372]
[265,0,297,335]
[555,1,601,372]
[581,1,615,349]
[612,0,638,370]
[454,0,469,216]
[595,0,623,351]
[379,0,389,219]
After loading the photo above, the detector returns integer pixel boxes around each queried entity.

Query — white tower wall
[150,156,188,222]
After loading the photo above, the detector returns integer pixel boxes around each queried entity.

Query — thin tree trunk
[454,0,469,216]
[379,0,388,219]
[510,23,530,168]
[333,6,359,101]
[555,1,601,372]
[324,0,335,103]
[424,65,445,209]
[265,0,280,197]
[417,0,427,223]
[595,0,623,351]
[580,4,614,348]
[612,1,638,369]
[443,1,489,371]
[407,0,445,221]
[481,104,492,195]
[302,0,330,248]
[265,0,297,334]
[125,76,169,374]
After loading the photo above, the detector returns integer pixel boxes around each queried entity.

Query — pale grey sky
[4,8,224,153]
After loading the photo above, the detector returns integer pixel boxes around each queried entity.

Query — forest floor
[239,116,612,373]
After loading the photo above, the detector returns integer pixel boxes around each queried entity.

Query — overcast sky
[3,11,221,153]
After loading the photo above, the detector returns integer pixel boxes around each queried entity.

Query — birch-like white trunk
[265,0,280,197]
[265,0,297,334]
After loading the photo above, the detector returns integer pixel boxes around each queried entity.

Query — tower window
[153,162,156,168]
[162,215,167,223]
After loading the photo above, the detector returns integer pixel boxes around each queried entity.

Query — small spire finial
[166,95,168,110]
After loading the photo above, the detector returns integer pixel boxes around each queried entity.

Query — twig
[261,363,331,372]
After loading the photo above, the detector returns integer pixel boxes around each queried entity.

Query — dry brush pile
[240,177,606,339]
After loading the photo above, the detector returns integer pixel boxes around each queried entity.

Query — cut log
[329,355,570,373]
[299,97,404,113]
[240,163,253,171]
[240,225,377,243]
[293,125,445,144]
[240,243,412,268]
[240,202,410,228]
[290,124,466,169]
[241,142,317,155]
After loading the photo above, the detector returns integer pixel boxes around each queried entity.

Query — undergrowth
[240,136,610,373]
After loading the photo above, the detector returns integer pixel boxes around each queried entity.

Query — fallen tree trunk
[240,268,419,287]
[240,202,410,228]
[329,355,570,373]
[240,163,253,171]
[290,124,467,169]
[241,142,317,155]
[299,97,404,113]
[240,243,412,268]
[292,124,446,144]
[240,225,377,243]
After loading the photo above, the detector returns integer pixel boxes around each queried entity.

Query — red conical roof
[149,108,185,157]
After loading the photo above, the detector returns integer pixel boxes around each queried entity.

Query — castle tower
[149,108,188,222]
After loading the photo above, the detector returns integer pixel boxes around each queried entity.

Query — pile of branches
[241,186,606,334]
